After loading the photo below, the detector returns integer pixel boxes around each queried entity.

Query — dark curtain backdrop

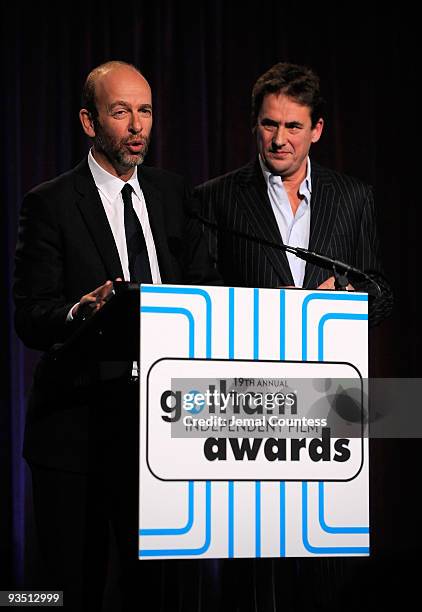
[1,1,419,608]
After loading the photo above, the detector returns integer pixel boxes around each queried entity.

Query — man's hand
[71,280,116,321]
[317,276,354,291]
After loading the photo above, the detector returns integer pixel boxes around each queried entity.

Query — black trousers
[28,377,164,612]
[30,458,165,612]
[29,461,230,612]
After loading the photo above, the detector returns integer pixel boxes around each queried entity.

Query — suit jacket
[14,158,220,472]
[194,158,392,325]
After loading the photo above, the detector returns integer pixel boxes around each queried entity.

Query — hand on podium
[317,275,354,291]
[72,278,122,321]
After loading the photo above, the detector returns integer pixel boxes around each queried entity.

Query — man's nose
[271,126,286,148]
[129,113,142,134]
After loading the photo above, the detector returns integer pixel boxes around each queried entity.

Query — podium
[138,285,369,559]
[55,283,369,558]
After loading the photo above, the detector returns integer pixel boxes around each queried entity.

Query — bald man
[14,61,219,611]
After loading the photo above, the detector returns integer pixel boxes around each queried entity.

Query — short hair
[251,62,325,128]
[81,60,142,119]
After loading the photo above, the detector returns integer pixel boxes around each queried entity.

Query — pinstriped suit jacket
[194,158,392,326]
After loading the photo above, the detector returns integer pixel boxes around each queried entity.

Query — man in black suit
[195,62,392,325]
[14,61,219,611]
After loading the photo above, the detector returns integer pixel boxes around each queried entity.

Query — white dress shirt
[88,149,161,283]
[259,156,312,287]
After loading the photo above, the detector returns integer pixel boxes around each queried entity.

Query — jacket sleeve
[353,186,393,327]
[13,191,78,350]
[181,184,222,286]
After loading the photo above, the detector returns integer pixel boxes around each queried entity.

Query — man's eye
[113,110,127,117]
[140,108,152,116]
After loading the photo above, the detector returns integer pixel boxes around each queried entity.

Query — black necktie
[121,183,152,283]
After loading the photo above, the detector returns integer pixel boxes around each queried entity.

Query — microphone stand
[289,245,381,295]
[333,270,350,291]
[195,212,381,296]
[281,245,349,290]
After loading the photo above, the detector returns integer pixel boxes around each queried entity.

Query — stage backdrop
[1,2,418,609]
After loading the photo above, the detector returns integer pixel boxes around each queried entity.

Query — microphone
[194,211,382,296]
[282,244,381,295]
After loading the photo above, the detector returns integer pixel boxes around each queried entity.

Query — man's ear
[311,118,324,143]
[79,109,96,138]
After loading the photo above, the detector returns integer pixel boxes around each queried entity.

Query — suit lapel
[303,163,338,288]
[236,159,294,285]
[73,160,124,280]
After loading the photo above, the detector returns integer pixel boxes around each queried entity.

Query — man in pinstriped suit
[195,62,392,327]
[195,61,393,612]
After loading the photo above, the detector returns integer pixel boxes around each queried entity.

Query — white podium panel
[138,286,369,559]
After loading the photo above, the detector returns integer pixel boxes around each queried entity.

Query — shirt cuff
[66,303,79,322]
